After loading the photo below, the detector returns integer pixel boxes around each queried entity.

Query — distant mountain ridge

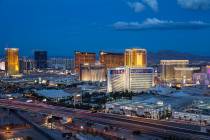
[148,50,210,64]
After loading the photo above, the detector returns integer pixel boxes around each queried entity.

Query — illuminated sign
[110,69,125,75]
[130,68,153,74]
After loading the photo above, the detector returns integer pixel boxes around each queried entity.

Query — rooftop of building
[174,67,200,71]
[160,60,189,62]
[75,51,96,55]
[5,48,19,52]
[150,86,210,111]
[99,51,124,55]
[37,89,72,99]
[125,48,147,52]
[106,97,167,110]
[108,66,154,70]
[81,62,105,67]
[160,60,189,65]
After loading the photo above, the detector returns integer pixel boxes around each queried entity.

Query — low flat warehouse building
[37,89,72,102]
[105,99,171,120]
[107,67,154,93]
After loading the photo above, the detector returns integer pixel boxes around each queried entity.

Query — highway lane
[96,112,201,131]
[0,99,204,131]
[81,116,202,140]
[86,113,209,139]
[16,99,199,131]
[0,99,210,140]
[90,113,202,132]
[55,107,208,139]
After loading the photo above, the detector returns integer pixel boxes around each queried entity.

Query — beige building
[5,48,20,76]
[160,60,189,83]
[80,63,106,82]
[174,67,200,84]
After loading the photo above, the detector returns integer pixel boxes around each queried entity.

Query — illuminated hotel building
[128,68,154,92]
[107,67,126,92]
[193,73,209,85]
[125,48,147,67]
[74,51,96,73]
[99,51,124,69]
[160,60,189,83]
[107,48,153,93]
[107,67,154,93]
[174,67,200,84]
[207,66,210,80]
[0,60,5,71]
[80,63,106,82]
[5,48,20,76]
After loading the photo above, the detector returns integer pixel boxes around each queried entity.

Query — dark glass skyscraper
[34,51,48,69]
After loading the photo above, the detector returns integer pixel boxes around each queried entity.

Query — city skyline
[0,0,210,56]
[1,1,210,140]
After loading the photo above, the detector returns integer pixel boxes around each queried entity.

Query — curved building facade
[107,67,154,93]
[107,67,126,92]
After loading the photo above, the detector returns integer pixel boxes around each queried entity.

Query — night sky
[0,0,210,57]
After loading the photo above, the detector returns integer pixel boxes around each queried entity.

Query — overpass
[0,99,210,140]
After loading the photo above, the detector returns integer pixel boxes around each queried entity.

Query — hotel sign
[130,68,153,74]
[110,69,125,75]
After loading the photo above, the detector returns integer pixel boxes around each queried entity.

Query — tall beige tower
[5,48,20,76]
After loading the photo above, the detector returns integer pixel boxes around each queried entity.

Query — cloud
[143,0,158,12]
[113,18,210,30]
[177,0,210,10]
[128,2,145,13]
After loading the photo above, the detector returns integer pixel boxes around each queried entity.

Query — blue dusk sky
[0,0,210,57]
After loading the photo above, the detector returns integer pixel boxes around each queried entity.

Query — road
[0,99,209,140]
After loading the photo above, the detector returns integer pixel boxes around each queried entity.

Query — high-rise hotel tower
[5,48,20,76]
[74,51,96,73]
[99,51,124,69]
[107,48,154,93]
[160,60,189,83]
[125,48,147,67]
